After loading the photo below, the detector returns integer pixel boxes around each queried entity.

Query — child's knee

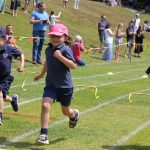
[42,101,50,111]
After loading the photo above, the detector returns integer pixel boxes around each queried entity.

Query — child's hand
[34,74,43,81]
[17,66,24,72]
[53,50,62,59]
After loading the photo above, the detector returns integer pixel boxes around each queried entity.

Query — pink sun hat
[48,24,68,36]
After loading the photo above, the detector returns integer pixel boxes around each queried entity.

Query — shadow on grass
[90,56,103,60]
[103,145,150,150]
[2,138,66,150]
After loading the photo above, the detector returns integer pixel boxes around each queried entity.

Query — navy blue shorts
[0,75,14,98]
[43,86,73,106]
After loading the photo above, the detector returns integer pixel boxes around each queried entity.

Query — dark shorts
[99,31,105,42]
[43,86,73,106]
[10,0,19,10]
[0,75,14,98]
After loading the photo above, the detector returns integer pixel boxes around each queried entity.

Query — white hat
[75,35,82,42]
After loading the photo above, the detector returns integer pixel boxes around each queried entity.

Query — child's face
[50,35,65,47]
[0,37,5,48]
[6,26,13,34]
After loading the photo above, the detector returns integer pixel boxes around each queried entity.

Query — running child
[0,27,24,125]
[34,24,79,145]
[71,35,85,66]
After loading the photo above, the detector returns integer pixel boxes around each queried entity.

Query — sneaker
[69,109,79,128]
[32,60,36,64]
[0,117,2,125]
[11,94,19,112]
[36,134,49,145]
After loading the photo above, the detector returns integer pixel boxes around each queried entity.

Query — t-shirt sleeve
[31,11,36,20]
[63,48,75,63]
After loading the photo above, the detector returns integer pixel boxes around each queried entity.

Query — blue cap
[0,27,6,37]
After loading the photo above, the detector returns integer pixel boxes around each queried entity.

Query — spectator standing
[115,23,124,61]
[74,0,80,10]
[103,23,114,62]
[0,0,6,14]
[49,11,61,30]
[30,2,50,64]
[133,13,140,33]
[63,0,69,8]
[125,20,136,60]
[10,0,19,16]
[134,26,144,57]
[98,15,107,50]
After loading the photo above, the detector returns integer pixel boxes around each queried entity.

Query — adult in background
[134,26,144,57]
[133,13,140,33]
[30,2,50,64]
[103,23,114,62]
[125,20,136,59]
[74,0,80,10]
[10,0,19,16]
[98,15,107,50]
[0,0,6,14]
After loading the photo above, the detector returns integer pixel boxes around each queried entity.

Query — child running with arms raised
[34,24,79,145]
[0,27,24,125]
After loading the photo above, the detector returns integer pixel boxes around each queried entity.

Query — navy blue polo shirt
[45,43,75,88]
[0,43,21,79]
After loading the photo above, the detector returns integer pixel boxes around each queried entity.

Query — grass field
[0,0,150,150]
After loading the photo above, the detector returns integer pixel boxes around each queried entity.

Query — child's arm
[17,53,25,72]
[34,61,47,81]
[54,50,76,69]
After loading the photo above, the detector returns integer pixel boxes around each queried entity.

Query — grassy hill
[0,0,150,150]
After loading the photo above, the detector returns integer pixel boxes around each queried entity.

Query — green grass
[0,0,150,150]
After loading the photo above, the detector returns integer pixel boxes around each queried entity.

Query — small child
[71,35,85,66]
[0,27,24,125]
[49,11,61,30]
[115,23,124,61]
[34,24,79,145]
[6,24,21,51]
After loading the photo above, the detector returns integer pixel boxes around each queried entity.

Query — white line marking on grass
[107,119,150,150]
[1,95,128,148]
[11,68,144,89]
[1,87,150,148]
[5,77,143,109]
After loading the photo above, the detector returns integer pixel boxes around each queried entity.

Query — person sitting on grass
[0,27,25,125]
[34,24,79,145]
[71,35,85,66]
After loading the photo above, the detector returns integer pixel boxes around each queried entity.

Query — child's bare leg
[61,105,75,118]
[61,105,79,128]
[41,97,53,129]
[4,95,12,102]
[0,91,4,124]
[0,91,4,113]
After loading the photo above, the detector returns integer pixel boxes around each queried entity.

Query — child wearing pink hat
[34,24,79,145]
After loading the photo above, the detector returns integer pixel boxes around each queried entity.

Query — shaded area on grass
[103,145,150,150]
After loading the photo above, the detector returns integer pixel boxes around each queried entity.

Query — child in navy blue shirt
[0,27,24,125]
[34,24,79,145]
